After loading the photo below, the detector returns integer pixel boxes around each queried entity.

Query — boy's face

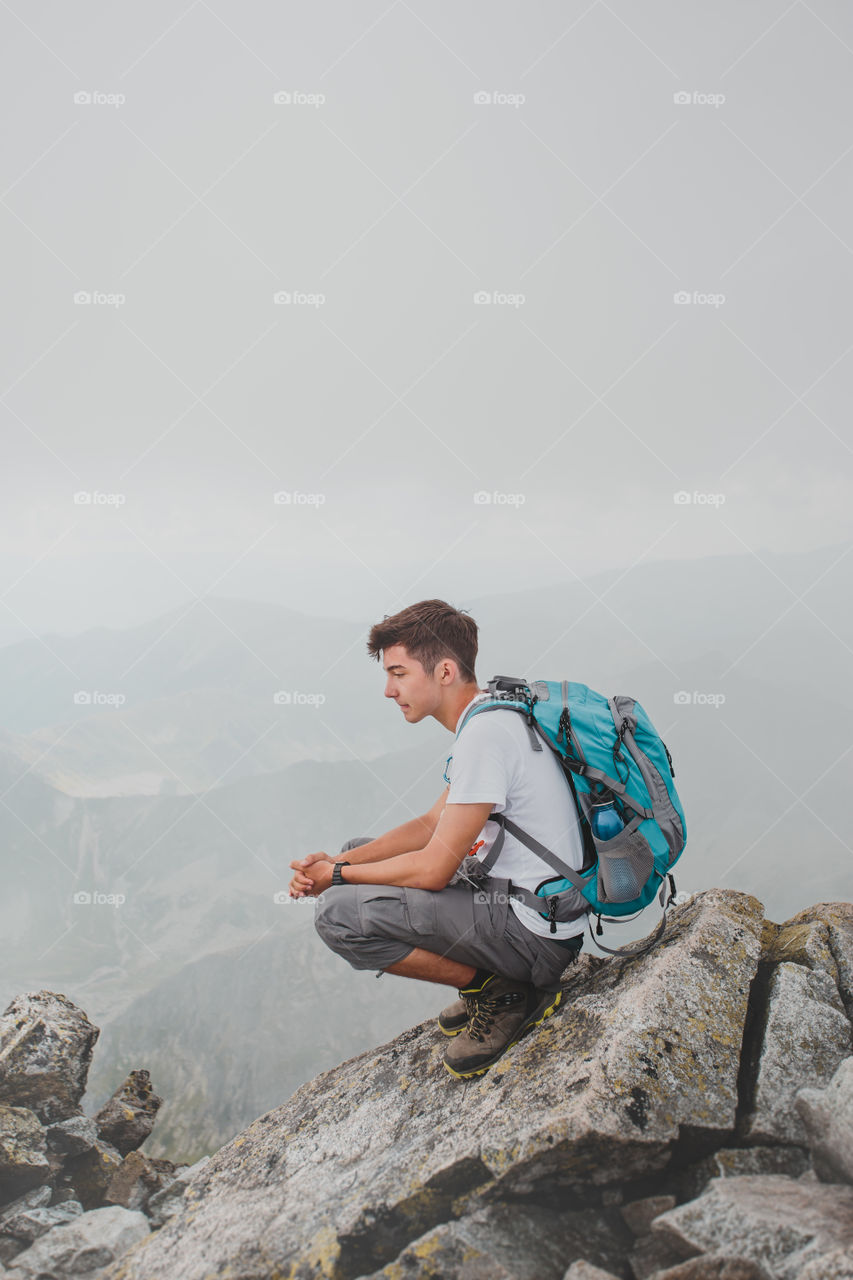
[382,643,444,724]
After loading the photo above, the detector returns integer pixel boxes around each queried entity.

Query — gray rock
[106,1152,176,1213]
[94,1071,162,1158]
[0,1188,50,1229]
[45,1115,99,1158]
[0,993,99,1124]
[359,1201,632,1280]
[63,1138,123,1211]
[562,1264,621,1280]
[744,962,851,1145]
[795,1247,853,1279]
[778,902,853,1020]
[95,890,765,1280]
[652,1174,853,1280]
[143,1156,208,1227]
[653,1257,773,1279]
[677,1146,811,1202]
[628,1230,689,1280]
[0,1107,49,1203]
[620,1193,676,1236]
[6,1204,148,1278]
[795,1055,853,1184]
[562,1265,621,1280]
[0,1199,82,1261]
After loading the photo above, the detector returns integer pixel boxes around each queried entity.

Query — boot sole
[442,989,562,1079]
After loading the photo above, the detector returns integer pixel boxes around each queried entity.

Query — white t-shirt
[445,691,586,939]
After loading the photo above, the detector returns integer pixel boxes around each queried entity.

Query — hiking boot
[442,976,562,1079]
[437,971,497,1037]
[437,998,468,1036]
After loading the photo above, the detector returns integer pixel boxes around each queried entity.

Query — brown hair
[367,599,479,683]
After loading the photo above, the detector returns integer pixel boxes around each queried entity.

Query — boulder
[629,1229,691,1279]
[676,1146,811,1203]
[6,1204,148,1278]
[562,1264,621,1280]
[796,1247,853,1278]
[0,1107,48,1204]
[620,1192,676,1236]
[0,1187,50,1227]
[651,1174,853,1279]
[0,1198,82,1263]
[94,1071,162,1157]
[778,903,853,1019]
[795,1056,853,1184]
[106,1151,176,1213]
[63,1138,123,1210]
[357,1201,632,1280]
[653,1258,772,1278]
[144,1156,208,1228]
[743,962,851,1144]
[98,890,764,1280]
[45,1114,99,1158]
[0,993,98,1123]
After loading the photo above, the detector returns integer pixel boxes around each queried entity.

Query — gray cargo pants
[313,837,581,992]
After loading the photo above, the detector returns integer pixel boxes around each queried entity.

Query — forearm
[341,814,435,864]
[342,849,444,891]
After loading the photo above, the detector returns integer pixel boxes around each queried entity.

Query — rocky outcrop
[1,893,851,1280]
[0,994,98,1123]
[651,1175,853,1279]
[7,1204,149,1278]
[93,1071,162,1159]
[0,992,185,1275]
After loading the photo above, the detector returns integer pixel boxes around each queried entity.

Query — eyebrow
[384,664,406,673]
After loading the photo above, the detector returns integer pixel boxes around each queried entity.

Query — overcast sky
[2,0,852,644]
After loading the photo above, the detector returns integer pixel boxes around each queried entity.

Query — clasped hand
[288,851,334,898]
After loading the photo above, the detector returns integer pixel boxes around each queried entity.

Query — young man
[288,599,587,1078]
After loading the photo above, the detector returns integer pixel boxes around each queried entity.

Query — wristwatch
[331,861,350,886]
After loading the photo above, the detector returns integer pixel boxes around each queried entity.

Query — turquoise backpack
[456,675,687,955]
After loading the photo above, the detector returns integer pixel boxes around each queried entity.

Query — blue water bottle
[591,798,624,841]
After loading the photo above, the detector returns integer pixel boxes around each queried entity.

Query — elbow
[420,868,453,892]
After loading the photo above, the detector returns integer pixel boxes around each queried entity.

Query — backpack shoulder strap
[457,699,543,752]
[480,812,587,888]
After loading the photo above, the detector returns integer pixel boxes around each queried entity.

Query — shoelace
[466,990,525,1042]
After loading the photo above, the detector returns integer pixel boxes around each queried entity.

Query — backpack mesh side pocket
[593,819,654,904]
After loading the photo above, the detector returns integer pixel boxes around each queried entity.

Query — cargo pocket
[594,817,654,903]
[472,875,511,939]
[402,888,440,936]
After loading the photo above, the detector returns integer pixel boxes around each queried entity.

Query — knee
[339,836,373,855]
[314,885,359,949]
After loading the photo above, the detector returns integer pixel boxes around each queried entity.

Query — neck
[435,682,484,733]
